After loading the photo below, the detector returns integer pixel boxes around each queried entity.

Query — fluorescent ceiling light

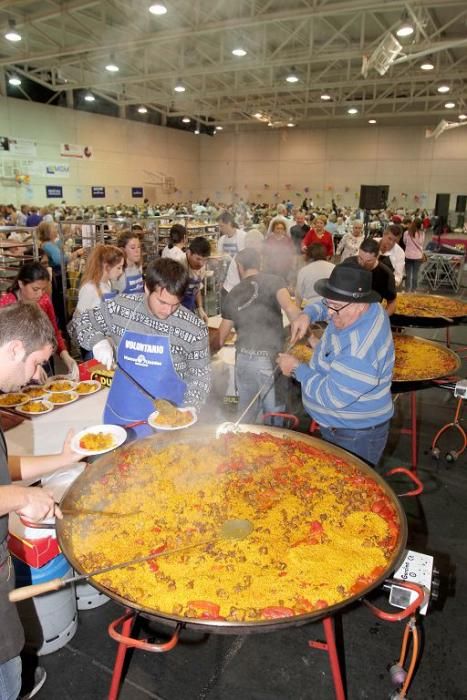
[105,63,119,73]
[396,15,414,38]
[182,116,191,123]
[347,107,358,115]
[368,119,377,124]
[287,122,295,127]
[216,125,223,130]
[5,21,21,42]
[459,114,467,121]
[8,76,21,86]
[320,93,331,101]
[420,59,434,71]
[149,3,167,15]
[174,83,186,93]
[286,73,299,83]
[437,85,450,93]
[137,105,148,113]
[84,92,95,102]
[444,102,456,109]
[232,48,247,57]
[194,129,200,134]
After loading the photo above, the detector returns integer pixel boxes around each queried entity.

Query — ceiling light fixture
[216,125,223,130]
[286,71,299,83]
[8,75,21,86]
[420,58,434,71]
[396,13,414,38]
[368,119,377,124]
[253,112,263,119]
[437,85,450,93]
[182,116,191,123]
[287,122,295,127]
[5,20,21,42]
[347,107,358,115]
[137,105,148,113]
[84,92,95,102]
[174,83,186,93]
[149,3,167,15]
[232,48,247,57]
[194,129,200,134]
[444,101,456,109]
[105,56,119,73]
[320,93,331,101]
[459,114,467,121]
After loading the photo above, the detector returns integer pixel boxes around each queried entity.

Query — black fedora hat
[314,265,381,303]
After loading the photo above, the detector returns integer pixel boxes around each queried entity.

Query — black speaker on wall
[455,195,467,213]
[359,185,389,210]
[434,193,450,218]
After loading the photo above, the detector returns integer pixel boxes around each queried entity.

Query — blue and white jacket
[295,301,394,429]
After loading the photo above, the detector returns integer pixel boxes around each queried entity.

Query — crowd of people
[0,195,455,696]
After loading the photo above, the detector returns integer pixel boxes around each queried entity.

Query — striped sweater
[75,293,211,409]
[295,301,394,429]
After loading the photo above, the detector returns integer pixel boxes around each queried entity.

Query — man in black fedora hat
[278,264,395,466]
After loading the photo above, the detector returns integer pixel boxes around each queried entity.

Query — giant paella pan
[291,334,460,384]
[57,426,407,632]
[391,293,467,328]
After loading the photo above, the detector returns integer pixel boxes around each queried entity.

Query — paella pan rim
[391,334,461,384]
[56,425,408,633]
[391,292,467,328]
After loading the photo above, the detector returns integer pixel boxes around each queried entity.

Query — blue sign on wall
[131,187,144,198]
[91,186,106,198]
[46,185,63,198]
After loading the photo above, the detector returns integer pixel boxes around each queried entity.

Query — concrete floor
[25,293,467,700]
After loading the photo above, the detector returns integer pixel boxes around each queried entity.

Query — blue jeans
[235,351,285,424]
[0,655,21,700]
[405,259,422,292]
[319,420,390,466]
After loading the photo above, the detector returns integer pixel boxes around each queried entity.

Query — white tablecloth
[5,389,109,456]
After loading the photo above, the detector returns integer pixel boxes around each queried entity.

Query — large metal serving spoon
[9,518,253,603]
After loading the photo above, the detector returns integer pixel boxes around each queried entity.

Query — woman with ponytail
[76,245,124,313]
[161,223,187,263]
[0,262,79,379]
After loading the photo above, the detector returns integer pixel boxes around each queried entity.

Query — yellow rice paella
[65,432,401,622]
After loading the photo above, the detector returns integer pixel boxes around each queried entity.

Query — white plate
[48,391,79,406]
[147,406,197,431]
[75,380,102,396]
[71,424,127,456]
[0,392,29,408]
[22,385,52,400]
[44,376,77,393]
[16,399,55,416]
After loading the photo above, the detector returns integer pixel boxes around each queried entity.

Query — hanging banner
[132,187,144,198]
[46,185,63,198]
[60,143,93,159]
[91,186,105,198]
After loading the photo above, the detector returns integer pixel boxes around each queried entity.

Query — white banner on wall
[60,143,93,159]
[0,159,71,179]
[0,137,37,157]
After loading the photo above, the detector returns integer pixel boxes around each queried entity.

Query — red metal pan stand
[107,581,425,700]
[106,462,423,700]
[431,377,467,463]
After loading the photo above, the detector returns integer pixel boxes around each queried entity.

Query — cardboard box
[79,359,114,387]
[90,363,115,389]
[8,533,60,568]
